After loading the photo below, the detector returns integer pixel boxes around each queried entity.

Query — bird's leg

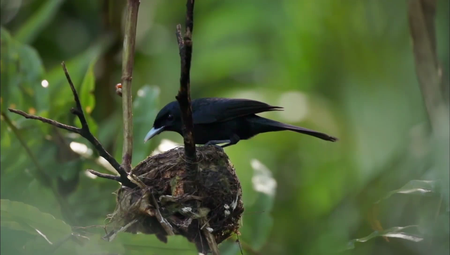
[203,140,228,150]
[205,140,231,146]
[220,134,240,148]
[204,134,240,148]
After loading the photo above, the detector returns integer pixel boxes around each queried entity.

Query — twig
[176,0,198,174]
[150,193,175,236]
[1,112,77,224]
[135,192,175,236]
[103,219,138,242]
[8,109,79,133]
[8,62,135,188]
[88,169,121,182]
[128,173,147,188]
[236,236,244,255]
[200,218,220,255]
[120,0,140,172]
[407,0,449,134]
[176,1,219,254]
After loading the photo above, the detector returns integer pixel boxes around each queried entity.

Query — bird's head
[144,101,182,143]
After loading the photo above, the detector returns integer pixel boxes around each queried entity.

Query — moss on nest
[108,145,244,252]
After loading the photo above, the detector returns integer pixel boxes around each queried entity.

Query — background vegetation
[1,0,449,254]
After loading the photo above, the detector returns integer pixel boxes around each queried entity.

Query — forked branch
[175,0,197,175]
[8,62,136,189]
[174,1,220,254]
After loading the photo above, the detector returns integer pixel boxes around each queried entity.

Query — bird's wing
[192,98,283,124]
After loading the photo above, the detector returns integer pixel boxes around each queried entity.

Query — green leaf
[79,60,96,114]
[132,85,160,165]
[27,233,198,255]
[1,226,35,255]
[1,218,37,236]
[375,180,437,204]
[344,226,424,251]
[0,199,72,244]
[240,159,276,251]
[14,0,65,44]
[104,233,197,255]
[219,239,241,255]
[73,59,98,136]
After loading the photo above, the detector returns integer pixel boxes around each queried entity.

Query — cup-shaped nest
[107,146,244,253]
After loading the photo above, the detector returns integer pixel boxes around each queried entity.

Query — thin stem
[8,109,80,133]
[200,218,220,255]
[175,1,220,253]
[175,0,198,175]
[407,0,449,134]
[62,63,89,131]
[151,193,175,236]
[121,0,140,172]
[88,169,122,182]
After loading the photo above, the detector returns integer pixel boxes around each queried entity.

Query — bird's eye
[167,114,173,120]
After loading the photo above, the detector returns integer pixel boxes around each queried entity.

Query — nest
[107,145,244,253]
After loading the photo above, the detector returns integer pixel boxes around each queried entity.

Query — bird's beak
[144,126,165,143]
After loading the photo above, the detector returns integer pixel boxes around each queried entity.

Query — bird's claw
[204,141,226,151]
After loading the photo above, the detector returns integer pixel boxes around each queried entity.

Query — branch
[200,219,220,255]
[175,0,198,175]
[150,193,175,236]
[88,169,121,182]
[8,62,136,188]
[120,0,140,172]
[176,1,219,254]
[407,0,449,134]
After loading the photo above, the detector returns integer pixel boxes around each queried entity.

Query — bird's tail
[249,116,338,142]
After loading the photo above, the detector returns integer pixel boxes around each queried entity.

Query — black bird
[144,98,337,147]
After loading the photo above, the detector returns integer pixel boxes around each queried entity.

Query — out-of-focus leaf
[219,239,241,255]
[1,227,35,255]
[132,85,160,165]
[343,226,424,251]
[1,215,36,236]
[18,45,49,115]
[0,200,72,244]
[24,233,197,255]
[1,27,47,116]
[0,128,33,196]
[369,180,439,239]
[375,180,437,204]
[23,233,79,255]
[74,59,98,136]
[14,0,65,44]
[1,28,15,112]
[45,35,113,120]
[431,128,450,212]
[97,233,197,255]
[240,159,276,251]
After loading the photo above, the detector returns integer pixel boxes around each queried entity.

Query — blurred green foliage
[1,0,449,255]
